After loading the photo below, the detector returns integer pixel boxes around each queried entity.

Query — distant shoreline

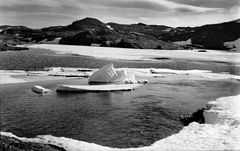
[0,46,239,74]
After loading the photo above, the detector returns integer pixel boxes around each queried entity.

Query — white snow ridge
[1,94,240,150]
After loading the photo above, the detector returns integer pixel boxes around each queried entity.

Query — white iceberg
[31,85,50,93]
[88,64,137,84]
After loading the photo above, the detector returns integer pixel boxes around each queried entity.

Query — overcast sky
[0,0,239,28]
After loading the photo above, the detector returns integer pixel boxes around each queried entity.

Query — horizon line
[0,16,239,29]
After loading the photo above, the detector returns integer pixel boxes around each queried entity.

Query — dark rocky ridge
[160,19,240,50]
[0,17,239,51]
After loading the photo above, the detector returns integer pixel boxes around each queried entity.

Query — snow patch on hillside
[107,25,114,30]
[39,37,61,44]
[224,38,240,51]
[174,38,192,45]
[162,28,172,32]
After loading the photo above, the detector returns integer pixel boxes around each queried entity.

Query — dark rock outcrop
[108,22,172,37]
[59,28,119,46]
[179,108,206,126]
[59,18,184,49]
[160,19,240,50]
[111,38,182,49]
[191,19,240,50]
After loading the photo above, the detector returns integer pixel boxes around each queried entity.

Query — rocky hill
[0,18,239,51]
[160,19,240,50]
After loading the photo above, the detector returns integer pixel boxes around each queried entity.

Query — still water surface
[1,76,240,148]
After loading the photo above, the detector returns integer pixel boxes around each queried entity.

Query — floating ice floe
[1,67,240,85]
[150,68,240,81]
[1,94,240,150]
[0,70,27,84]
[0,70,27,74]
[56,64,145,92]
[31,85,50,94]
[48,72,89,77]
[42,67,93,77]
[56,84,141,92]
[150,68,211,75]
[0,74,26,84]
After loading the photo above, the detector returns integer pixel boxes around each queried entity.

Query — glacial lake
[0,48,240,148]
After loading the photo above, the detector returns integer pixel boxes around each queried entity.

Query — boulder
[179,108,205,126]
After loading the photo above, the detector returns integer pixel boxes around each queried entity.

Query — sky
[0,0,239,28]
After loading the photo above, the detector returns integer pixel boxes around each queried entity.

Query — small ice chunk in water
[31,85,50,94]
